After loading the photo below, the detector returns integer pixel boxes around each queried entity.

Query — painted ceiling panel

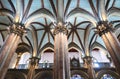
[22,35,30,46]
[114,0,120,8]
[23,0,29,12]
[88,30,95,46]
[1,0,12,10]
[31,24,44,30]
[73,32,83,51]
[105,0,114,10]
[11,0,17,10]
[0,16,10,25]
[108,16,120,22]
[26,30,34,47]
[64,0,68,10]
[27,0,41,17]
[68,32,72,43]
[37,30,45,46]
[44,0,54,15]
[80,0,94,15]
[40,32,49,49]
[66,0,77,15]
[75,17,89,27]
[96,36,106,48]
[49,32,54,45]
[76,29,85,46]
[92,0,97,11]
[77,22,90,29]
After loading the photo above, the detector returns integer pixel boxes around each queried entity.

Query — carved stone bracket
[30,57,40,66]
[53,22,68,35]
[8,23,27,36]
[96,21,114,36]
[83,56,93,65]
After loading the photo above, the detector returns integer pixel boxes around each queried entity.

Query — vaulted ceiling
[0,0,120,56]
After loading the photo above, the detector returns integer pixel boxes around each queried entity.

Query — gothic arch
[34,71,53,79]
[96,70,120,79]
[71,70,89,79]
[5,71,26,79]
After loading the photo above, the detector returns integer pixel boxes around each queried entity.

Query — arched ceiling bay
[0,0,120,56]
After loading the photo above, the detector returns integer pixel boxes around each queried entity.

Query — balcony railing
[17,63,114,69]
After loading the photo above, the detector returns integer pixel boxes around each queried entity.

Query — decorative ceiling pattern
[0,0,120,56]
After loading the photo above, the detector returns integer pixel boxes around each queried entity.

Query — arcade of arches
[0,0,120,79]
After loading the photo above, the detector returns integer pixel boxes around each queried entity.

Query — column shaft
[84,56,96,79]
[101,32,120,75]
[27,57,39,79]
[53,23,70,79]
[97,21,120,75]
[0,34,20,79]
[0,23,26,79]
[54,32,70,79]
[106,32,120,61]
[0,33,15,64]
[14,53,22,69]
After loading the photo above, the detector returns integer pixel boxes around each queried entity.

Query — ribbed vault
[0,0,120,57]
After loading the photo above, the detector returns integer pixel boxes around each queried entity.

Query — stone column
[0,23,26,79]
[53,22,70,79]
[14,52,22,69]
[106,54,115,67]
[27,57,39,79]
[96,21,120,75]
[83,56,96,79]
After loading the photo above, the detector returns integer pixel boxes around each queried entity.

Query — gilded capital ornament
[53,22,68,35]
[96,21,114,36]
[8,23,27,36]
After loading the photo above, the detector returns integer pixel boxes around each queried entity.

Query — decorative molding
[53,22,68,35]
[8,23,27,36]
[96,21,114,36]
[30,57,40,66]
[83,56,93,64]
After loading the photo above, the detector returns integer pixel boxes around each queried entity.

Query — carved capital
[8,23,27,36]
[53,22,68,35]
[96,21,114,36]
[83,56,93,64]
[30,57,40,66]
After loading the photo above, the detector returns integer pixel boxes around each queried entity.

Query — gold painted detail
[96,21,113,36]
[8,23,27,36]
[53,22,68,35]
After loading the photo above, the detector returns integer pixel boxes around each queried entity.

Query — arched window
[69,48,83,63]
[92,48,111,68]
[39,49,54,68]
[18,52,30,69]
[71,74,84,79]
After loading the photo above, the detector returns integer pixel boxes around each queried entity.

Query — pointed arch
[25,8,56,27]
[0,9,14,19]
[66,8,97,26]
